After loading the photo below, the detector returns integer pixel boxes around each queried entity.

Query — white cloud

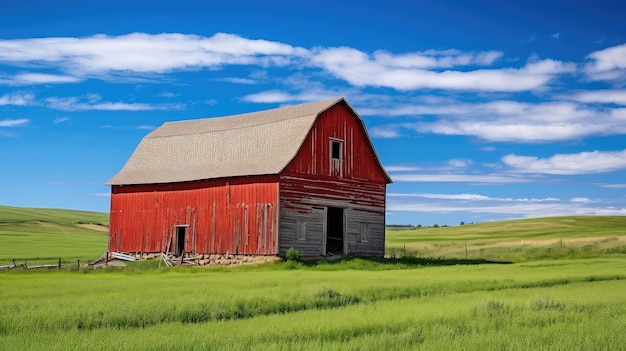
[242,90,292,103]
[569,89,626,105]
[371,49,502,69]
[390,173,530,183]
[384,165,423,172]
[53,117,70,124]
[311,47,574,91]
[369,125,402,138]
[388,192,559,202]
[0,92,35,106]
[89,193,110,197]
[158,91,179,98]
[0,33,306,78]
[45,95,184,111]
[0,33,574,92]
[387,200,626,217]
[448,158,473,168]
[0,118,29,127]
[502,149,626,174]
[5,73,81,85]
[216,77,257,84]
[598,183,626,189]
[584,43,626,82]
[241,89,340,104]
[368,100,626,143]
[136,125,156,130]
[571,197,592,203]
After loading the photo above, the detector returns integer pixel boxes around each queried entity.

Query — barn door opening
[175,226,187,257]
[325,207,344,256]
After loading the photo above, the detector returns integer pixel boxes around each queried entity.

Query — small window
[360,223,369,242]
[331,140,342,160]
[297,220,307,240]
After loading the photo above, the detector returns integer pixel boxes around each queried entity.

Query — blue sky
[1,0,626,225]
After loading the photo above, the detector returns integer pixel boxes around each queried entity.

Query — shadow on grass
[287,255,511,271]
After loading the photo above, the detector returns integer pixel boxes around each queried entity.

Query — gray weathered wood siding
[278,174,386,257]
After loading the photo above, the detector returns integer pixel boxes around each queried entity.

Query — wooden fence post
[58,258,61,270]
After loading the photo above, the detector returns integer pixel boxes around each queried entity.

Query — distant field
[0,205,109,265]
[386,216,626,261]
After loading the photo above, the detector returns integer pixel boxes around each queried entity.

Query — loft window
[331,140,342,160]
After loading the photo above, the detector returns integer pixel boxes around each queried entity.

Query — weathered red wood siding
[279,102,388,257]
[109,176,279,255]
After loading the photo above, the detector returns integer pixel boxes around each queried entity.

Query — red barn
[107,97,391,258]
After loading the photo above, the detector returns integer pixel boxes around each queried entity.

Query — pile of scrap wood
[160,253,202,267]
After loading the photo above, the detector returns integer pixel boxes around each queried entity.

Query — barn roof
[107,97,390,185]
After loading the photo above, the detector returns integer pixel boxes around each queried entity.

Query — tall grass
[1,258,625,350]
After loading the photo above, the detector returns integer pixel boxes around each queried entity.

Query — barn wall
[278,102,388,257]
[279,174,386,257]
[283,102,389,183]
[109,176,279,255]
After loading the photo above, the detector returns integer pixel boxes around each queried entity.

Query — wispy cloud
[369,125,402,138]
[568,89,626,105]
[387,192,626,218]
[502,149,626,174]
[0,92,35,106]
[0,118,29,127]
[0,32,576,92]
[44,94,184,111]
[0,33,306,78]
[53,117,70,124]
[388,192,559,202]
[390,173,530,184]
[387,201,626,217]
[584,43,626,83]
[366,100,626,142]
[2,73,81,85]
[312,48,574,91]
[241,89,340,103]
[89,192,110,197]
[136,125,156,130]
[216,77,257,84]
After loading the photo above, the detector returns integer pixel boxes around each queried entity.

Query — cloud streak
[502,149,626,174]
[387,192,626,218]
[0,118,29,127]
[0,32,578,92]
[0,92,35,106]
[365,100,626,142]
[44,95,184,111]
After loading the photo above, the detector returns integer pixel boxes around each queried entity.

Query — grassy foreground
[1,257,626,350]
[0,205,109,265]
[1,206,626,349]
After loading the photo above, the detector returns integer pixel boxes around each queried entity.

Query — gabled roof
[107,97,390,185]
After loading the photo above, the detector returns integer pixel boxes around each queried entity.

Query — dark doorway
[326,207,344,255]
[175,226,186,257]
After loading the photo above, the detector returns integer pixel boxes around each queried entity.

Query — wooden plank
[110,252,136,261]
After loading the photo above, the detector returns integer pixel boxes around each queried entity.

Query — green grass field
[1,258,625,350]
[386,216,626,261]
[1,206,626,350]
[0,205,109,265]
